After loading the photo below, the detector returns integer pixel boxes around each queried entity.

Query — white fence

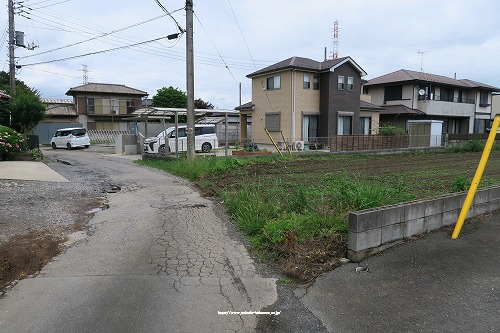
[87,130,131,143]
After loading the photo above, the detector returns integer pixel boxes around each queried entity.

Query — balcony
[418,94,475,104]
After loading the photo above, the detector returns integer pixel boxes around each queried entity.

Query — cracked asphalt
[0,146,326,332]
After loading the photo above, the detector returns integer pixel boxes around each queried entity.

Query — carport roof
[130,107,239,120]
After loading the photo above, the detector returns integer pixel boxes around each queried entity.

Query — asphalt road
[0,146,325,332]
[299,213,500,333]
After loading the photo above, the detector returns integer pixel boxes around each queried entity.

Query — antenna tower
[333,20,339,59]
[82,64,88,84]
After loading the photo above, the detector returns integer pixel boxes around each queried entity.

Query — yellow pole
[452,114,500,239]
[265,128,283,157]
[280,131,292,155]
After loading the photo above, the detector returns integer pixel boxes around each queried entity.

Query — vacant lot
[183,150,500,280]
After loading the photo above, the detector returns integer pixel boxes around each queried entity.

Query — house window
[337,113,353,135]
[384,85,402,101]
[313,76,320,90]
[338,76,345,90]
[266,76,281,90]
[126,100,135,113]
[87,98,95,114]
[265,112,280,131]
[440,88,454,102]
[360,117,372,135]
[302,114,319,143]
[480,91,489,106]
[303,74,310,89]
[347,77,354,91]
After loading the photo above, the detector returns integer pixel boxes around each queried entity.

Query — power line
[193,11,244,97]
[154,0,185,33]
[227,0,257,71]
[19,14,169,59]
[19,35,170,67]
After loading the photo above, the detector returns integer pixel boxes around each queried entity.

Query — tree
[0,71,40,96]
[0,71,45,133]
[9,90,46,133]
[152,86,187,108]
[194,98,214,109]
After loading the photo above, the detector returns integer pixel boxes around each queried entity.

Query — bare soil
[198,150,500,282]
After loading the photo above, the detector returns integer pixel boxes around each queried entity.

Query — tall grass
[222,173,415,249]
[136,157,245,181]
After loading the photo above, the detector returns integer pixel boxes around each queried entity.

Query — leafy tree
[152,86,187,108]
[0,71,45,133]
[194,98,214,109]
[0,71,39,96]
[9,90,46,133]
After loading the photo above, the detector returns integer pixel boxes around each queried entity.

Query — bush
[0,125,25,159]
[379,123,406,136]
[447,140,484,153]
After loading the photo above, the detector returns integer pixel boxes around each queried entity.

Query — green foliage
[28,148,43,161]
[194,98,214,109]
[0,125,25,158]
[136,157,245,181]
[322,173,414,211]
[451,176,470,192]
[152,86,187,108]
[0,71,39,96]
[447,140,484,153]
[379,122,406,136]
[9,91,46,133]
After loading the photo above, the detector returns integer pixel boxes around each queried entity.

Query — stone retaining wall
[347,185,500,262]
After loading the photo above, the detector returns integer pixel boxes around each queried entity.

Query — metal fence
[87,130,130,143]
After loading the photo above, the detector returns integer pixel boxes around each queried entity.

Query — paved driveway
[299,213,500,333]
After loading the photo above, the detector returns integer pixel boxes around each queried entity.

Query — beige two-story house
[66,83,148,131]
[363,69,499,134]
[244,56,369,147]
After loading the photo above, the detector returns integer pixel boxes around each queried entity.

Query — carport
[130,107,240,158]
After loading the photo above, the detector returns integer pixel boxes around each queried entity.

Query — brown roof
[66,83,148,96]
[247,56,367,77]
[365,69,499,91]
[360,100,384,111]
[235,101,254,110]
[42,98,77,116]
[380,104,425,116]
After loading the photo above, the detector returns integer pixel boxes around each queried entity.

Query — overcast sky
[1,0,500,109]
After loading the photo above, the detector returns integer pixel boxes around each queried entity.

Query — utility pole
[186,0,195,160]
[8,0,16,96]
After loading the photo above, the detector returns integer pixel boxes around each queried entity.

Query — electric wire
[19,35,170,67]
[227,0,273,110]
[19,14,169,59]
[154,0,185,33]
[193,11,250,102]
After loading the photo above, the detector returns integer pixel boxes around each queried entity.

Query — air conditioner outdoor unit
[293,141,304,151]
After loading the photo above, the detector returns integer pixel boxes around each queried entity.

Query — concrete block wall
[347,185,500,262]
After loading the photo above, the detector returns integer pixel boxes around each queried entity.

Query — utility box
[408,120,443,147]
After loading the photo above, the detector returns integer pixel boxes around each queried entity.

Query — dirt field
[201,150,500,281]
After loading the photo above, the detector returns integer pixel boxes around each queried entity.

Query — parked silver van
[50,127,91,150]
[143,124,218,154]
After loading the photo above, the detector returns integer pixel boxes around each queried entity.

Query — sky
[1,0,500,109]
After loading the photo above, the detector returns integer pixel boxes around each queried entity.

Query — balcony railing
[417,94,475,104]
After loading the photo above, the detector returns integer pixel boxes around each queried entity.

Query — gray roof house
[363,69,500,134]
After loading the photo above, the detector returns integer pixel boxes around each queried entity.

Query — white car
[144,125,218,154]
[50,127,91,150]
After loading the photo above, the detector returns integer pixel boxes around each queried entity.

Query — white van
[50,127,91,150]
[143,124,218,154]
